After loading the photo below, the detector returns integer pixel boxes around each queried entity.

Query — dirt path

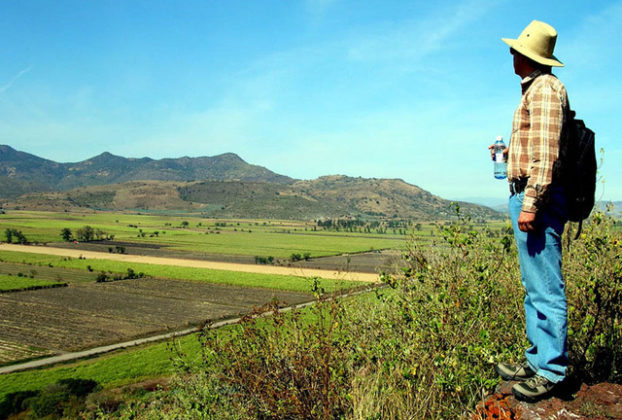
[0,244,379,283]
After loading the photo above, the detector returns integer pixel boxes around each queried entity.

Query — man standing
[495,20,570,402]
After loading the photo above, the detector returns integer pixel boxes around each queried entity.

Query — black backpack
[554,109,597,237]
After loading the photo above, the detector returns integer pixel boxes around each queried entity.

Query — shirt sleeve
[522,80,563,213]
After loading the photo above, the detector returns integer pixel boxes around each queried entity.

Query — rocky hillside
[3,178,500,221]
[0,145,294,198]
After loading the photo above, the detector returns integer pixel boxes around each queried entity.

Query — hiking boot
[496,361,536,381]
[512,375,557,402]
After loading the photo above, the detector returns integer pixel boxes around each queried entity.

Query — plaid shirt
[508,70,568,213]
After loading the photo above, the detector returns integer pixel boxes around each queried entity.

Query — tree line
[60,226,114,242]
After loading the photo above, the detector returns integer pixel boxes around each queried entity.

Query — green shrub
[27,383,70,417]
[96,272,109,283]
[345,206,523,418]
[0,378,99,419]
[196,299,352,419]
[56,378,99,397]
[565,212,622,383]
[0,390,38,419]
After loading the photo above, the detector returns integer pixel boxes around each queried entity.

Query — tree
[60,228,73,242]
[75,226,95,242]
[4,229,27,244]
[13,230,27,244]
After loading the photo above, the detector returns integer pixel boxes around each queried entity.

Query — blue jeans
[509,189,568,383]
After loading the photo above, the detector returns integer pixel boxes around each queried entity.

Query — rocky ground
[474,381,622,419]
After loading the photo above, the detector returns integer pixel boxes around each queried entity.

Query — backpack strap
[574,220,583,240]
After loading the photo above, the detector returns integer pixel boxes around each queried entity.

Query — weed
[565,212,622,383]
[195,299,352,419]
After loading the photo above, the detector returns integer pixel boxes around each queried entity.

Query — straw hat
[502,20,564,67]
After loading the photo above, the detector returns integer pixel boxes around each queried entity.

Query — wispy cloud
[0,66,32,95]
[346,0,501,63]
[560,1,622,71]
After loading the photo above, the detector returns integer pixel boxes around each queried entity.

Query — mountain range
[0,145,500,220]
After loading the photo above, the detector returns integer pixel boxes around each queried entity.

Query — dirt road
[0,244,379,283]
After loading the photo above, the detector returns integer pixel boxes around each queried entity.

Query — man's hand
[518,211,537,232]
[488,145,508,161]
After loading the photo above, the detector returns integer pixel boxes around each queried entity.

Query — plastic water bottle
[493,136,507,179]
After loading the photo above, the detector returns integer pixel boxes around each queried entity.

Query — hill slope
[0,145,294,198]
[1,145,500,220]
[4,178,500,220]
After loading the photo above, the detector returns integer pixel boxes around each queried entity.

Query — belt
[509,178,528,195]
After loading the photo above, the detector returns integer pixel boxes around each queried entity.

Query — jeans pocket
[516,191,525,205]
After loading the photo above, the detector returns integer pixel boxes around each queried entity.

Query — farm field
[0,243,364,368]
[0,249,368,290]
[0,260,110,284]
[0,209,502,410]
[0,274,64,292]
[0,288,383,402]
[0,210,415,258]
[0,325,204,401]
[0,276,313,365]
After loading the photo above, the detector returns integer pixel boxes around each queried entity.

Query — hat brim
[502,37,564,67]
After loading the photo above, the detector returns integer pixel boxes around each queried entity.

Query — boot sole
[496,365,534,381]
[511,386,552,403]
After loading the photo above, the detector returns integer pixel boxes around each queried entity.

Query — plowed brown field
[0,278,311,363]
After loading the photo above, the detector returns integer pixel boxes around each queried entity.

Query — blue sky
[1,0,621,205]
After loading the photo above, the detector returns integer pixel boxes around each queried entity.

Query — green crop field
[0,250,361,293]
[0,274,62,292]
[0,210,417,258]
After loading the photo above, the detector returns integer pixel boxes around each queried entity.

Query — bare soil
[0,277,311,359]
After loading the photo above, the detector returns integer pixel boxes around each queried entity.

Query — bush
[84,390,122,416]
[96,272,109,283]
[0,379,99,419]
[193,299,352,419]
[564,212,622,383]
[28,380,97,417]
[126,268,144,279]
[0,390,39,418]
[56,378,99,397]
[344,207,522,418]
[254,256,275,265]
